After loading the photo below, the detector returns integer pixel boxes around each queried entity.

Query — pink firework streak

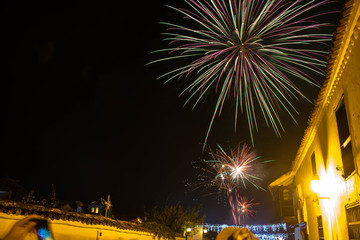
[209,143,264,192]
[237,196,259,225]
[149,0,336,147]
[192,143,268,225]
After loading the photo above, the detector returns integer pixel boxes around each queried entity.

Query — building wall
[0,212,158,240]
[270,0,360,239]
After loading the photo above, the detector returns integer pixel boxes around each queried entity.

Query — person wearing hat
[216,227,259,240]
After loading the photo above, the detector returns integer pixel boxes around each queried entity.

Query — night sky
[1,0,344,224]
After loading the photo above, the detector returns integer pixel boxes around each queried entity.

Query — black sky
[0,0,344,224]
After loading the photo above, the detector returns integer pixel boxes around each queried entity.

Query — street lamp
[185,227,192,240]
[202,228,208,240]
[310,180,330,200]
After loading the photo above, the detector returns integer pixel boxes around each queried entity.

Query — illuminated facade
[269,0,360,239]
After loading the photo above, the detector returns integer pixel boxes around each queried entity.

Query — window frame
[335,95,355,179]
[311,152,318,177]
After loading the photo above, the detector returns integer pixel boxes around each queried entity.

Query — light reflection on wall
[311,164,345,214]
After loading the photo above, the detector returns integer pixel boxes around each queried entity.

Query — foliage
[143,203,205,239]
[50,184,57,208]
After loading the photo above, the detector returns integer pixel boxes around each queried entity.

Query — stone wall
[0,212,156,240]
[0,200,185,240]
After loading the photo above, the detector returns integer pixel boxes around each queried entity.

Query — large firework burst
[149,0,334,144]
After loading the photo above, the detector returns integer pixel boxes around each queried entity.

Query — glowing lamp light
[310,168,346,214]
[203,229,208,234]
[310,180,323,195]
[310,180,330,199]
[310,170,344,200]
[187,228,192,232]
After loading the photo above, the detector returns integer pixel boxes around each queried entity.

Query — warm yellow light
[203,229,208,233]
[310,168,344,201]
[309,166,346,214]
[187,228,192,232]
[310,180,323,195]
[342,136,351,148]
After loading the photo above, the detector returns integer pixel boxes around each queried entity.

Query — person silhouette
[2,215,43,240]
[216,227,259,240]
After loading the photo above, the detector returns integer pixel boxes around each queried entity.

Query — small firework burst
[237,196,259,223]
[208,143,264,192]
[188,143,269,224]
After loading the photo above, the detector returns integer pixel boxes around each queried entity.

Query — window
[283,189,290,201]
[317,215,324,240]
[95,207,99,214]
[91,207,94,213]
[280,188,296,219]
[346,204,360,240]
[311,152,317,177]
[335,96,355,178]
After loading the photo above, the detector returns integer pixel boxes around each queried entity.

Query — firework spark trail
[226,190,258,225]
[212,144,261,225]
[237,196,259,225]
[189,143,268,224]
[227,192,239,224]
[210,144,264,191]
[149,0,334,146]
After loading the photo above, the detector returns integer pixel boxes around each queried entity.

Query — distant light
[187,228,192,232]
[203,229,208,233]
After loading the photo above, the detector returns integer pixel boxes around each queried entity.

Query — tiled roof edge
[0,200,150,233]
[291,0,356,172]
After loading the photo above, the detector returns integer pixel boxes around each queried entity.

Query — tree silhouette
[143,202,205,239]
